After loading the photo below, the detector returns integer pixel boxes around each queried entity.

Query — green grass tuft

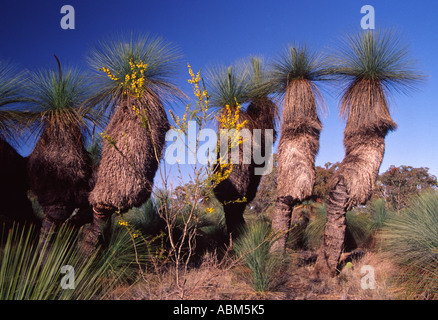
[380,191,438,298]
[233,221,284,293]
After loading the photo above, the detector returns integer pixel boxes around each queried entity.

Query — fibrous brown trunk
[313,130,389,277]
[214,98,276,238]
[27,122,93,245]
[78,209,111,256]
[271,80,321,253]
[82,94,169,253]
[0,138,36,228]
[271,196,296,251]
[213,123,253,238]
[312,180,348,277]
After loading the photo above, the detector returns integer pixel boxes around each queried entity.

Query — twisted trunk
[313,130,389,277]
[312,180,348,277]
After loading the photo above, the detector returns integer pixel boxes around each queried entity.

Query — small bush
[303,203,372,251]
[367,198,392,233]
[233,221,284,293]
[0,223,122,300]
[380,191,438,298]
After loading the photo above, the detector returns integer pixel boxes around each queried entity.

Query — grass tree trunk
[27,123,93,246]
[213,111,254,238]
[313,127,391,277]
[0,138,36,228]
[213,97,276,238]
[82,94,169,253]
[271,81,321,252]
[312,30,422,277]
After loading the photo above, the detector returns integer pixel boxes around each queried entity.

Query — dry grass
[109,252,257,300]
[108,249,401,300]
[321,251,398,300]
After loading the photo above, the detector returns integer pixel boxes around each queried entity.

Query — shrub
[380,191,438,298]
[233,221,284,293]
[0,223,122,299]
[303,203,372,251]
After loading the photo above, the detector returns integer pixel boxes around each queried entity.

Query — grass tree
[313,30,424,277]
[25,58,101,245]
[244,56,278,204]
[208,58,277,238]
[0,61,36,227]
[208,63,251,237]
[81,33,183,253]
[267,44,328,252]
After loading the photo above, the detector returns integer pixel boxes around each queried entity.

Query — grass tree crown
[331,29,425,132]
[0,60,28,144]
[87,33,184,112]
[269,44,330,92]
[23,65,103,141]
[267,44,329,121]
[206,63,249,110]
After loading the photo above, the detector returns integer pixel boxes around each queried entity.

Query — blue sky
[1,0,437,179]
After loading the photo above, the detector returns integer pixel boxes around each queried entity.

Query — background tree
[375,165,437,212]
[0,61,36,227]
[313,29,424,277]
[267,44,329,252]
[25,60,102,245]
[82,33,183,253]
[313,162,340,202]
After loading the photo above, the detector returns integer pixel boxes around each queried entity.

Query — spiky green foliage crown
[269,44,329,95]
[245,56,271,99]
[207,63,249,109]
[331,29,424,126]
[87,33,183,112]
[24,64,103,141]
[0,60,27,143]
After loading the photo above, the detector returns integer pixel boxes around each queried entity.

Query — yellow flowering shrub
[170,63,210,133]
[100,58,148,99]
[212,100,248,189]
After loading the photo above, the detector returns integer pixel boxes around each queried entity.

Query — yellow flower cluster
[170,64,212,133]
[170,103,191,132]
[132,104,141,116]
[205,207,214,214]
[187,63,209,104]
[123,59,148,99]
[212,162,234,186]
[100,59,148,100]
[100,131,117,147]
[217,102,247,131]
[224,196,247,205]
[118,218,140,239]
[211,101,248,187]
[118,220,128,227]
[100,66,119,81]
